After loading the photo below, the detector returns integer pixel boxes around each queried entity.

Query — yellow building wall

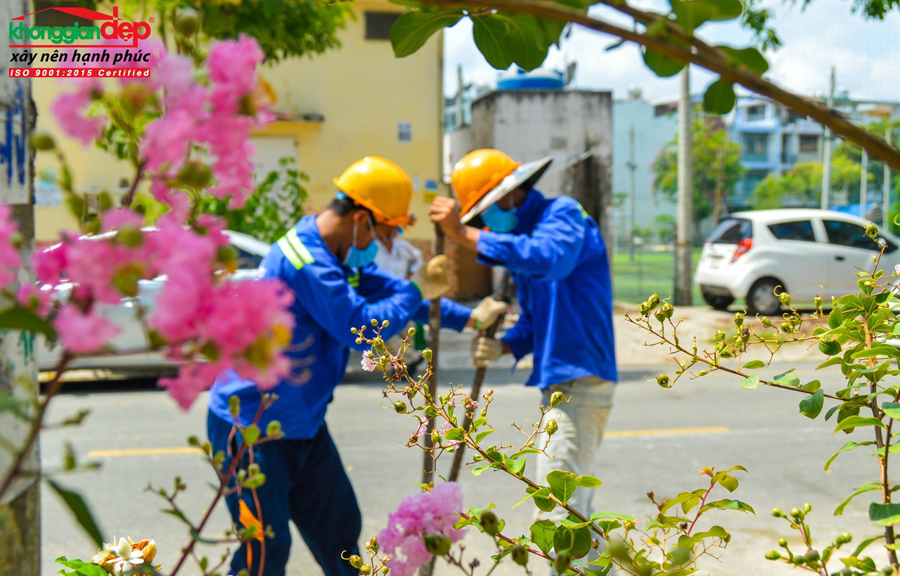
[32,0,444,242]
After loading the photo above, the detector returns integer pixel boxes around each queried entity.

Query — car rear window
[768,220,815,242]
[707,218,752,244]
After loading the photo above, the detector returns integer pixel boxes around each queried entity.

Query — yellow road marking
[87,447,203,458]
[606,426,729,438]
[87,427,729,458]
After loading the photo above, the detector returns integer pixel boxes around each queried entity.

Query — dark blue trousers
[208,412,362,576]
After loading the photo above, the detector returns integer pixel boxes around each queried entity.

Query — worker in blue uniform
[429,149,618,525]
[208,157,506,576]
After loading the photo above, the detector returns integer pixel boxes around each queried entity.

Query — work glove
[413,255,452,300]
[471,336,503,368]
[471,297,507,331]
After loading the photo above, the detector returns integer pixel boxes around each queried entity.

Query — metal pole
[447,271,511,482]
[628,125,636,262]
[675,66,694,305]
[821,67,835,210]
[885,126,893,231]
[420,227,443,488]
[0,0,40,572]
[861,147,869,219]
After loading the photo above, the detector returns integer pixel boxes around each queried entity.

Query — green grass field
[612,248,704,305]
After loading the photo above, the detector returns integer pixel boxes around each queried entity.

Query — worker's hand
[471,336,503,368]
[429,197,466,241]
[412,254,453,300]
[470,297,507,331]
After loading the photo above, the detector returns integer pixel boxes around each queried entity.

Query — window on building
[34,0,94,26]
[784,109,806,125]
[768,220,815,242]
[746,105,766,121]
[799,135,819,153]
[824,219,894,251]
[398,122,412,142]
[742,133,768,156]
[365,12,401,40]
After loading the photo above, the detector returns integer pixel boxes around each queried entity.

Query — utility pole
[821,66,835,210]
[712,139,726,224]
[455,64,464,130]
[885,125,893,231]
[861,148,869,219]
[627,125,636,262]
[675,66,693,306]
[0,0,39,573]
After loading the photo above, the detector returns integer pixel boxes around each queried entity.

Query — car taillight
[732,238,752,262]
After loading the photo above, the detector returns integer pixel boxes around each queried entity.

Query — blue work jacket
[209,215,472,439]
[477,190,618,388]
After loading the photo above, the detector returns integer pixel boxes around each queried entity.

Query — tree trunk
[0,1,40,573]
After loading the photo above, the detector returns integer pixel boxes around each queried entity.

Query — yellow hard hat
[451,150,521,218]
[333,157,415,227]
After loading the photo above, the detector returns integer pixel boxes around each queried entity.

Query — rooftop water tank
[497,67,565,91]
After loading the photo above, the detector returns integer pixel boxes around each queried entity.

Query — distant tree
[652,117,745,226]
[751,157,861,210]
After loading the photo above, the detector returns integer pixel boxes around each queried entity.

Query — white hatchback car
[695,209,900,316]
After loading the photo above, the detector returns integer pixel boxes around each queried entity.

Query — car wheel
[702,292,735,311]
[746,278,784,316]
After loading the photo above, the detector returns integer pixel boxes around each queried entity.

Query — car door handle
[835,256,845,261]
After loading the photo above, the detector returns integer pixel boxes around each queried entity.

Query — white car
[37,230,271,377]
[695,209,900,316]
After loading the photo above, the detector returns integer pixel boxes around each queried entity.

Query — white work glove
[413,255,453,300]
[471,297,507,331]
[471,336,503,368]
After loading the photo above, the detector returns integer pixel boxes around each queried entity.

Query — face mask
[344,216,379,269]
[481,203,519,233]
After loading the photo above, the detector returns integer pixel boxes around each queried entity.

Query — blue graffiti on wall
[0,75,28,189]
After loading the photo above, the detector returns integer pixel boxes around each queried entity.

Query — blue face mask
[481,203,519,233]
[344,217,379,269]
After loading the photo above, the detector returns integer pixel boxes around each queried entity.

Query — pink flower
[52,79,104,145]
[411,419,428,440]
[141,109,196,174]
[0,205,21,289]
[378,482,466,576]
[17,284,52,316]
[361,352,377,372]
[54,304,120,353]
[33,241,68,286]
[159,362,226,411]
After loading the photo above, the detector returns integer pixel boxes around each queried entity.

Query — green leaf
[507,456,526,476]
[828,307,845,329]
[444,427,465,441]
[740,375,759,390]
[883,402,900,420]
[242,424,260,446]
[819,339,843,356]
[825,441,875,471]
[47,480,104,548]
[472,462,494,476]
[720,46,769,75]
[575,475,602,488]
[834,416,887,433]
[471,15,513,70]
[774,370,801,386]
[718,475,739,492]
[699,499,755,514]
[799,389,825,419]
[852,535,883,557]
[513,486,548,509]
[475,428,495,445]
[693,525,729,541]
[390,9,463,58]
[801,380,822,393]
[503,14,551,71]
[547,470,578,505]
[590,511,636,522]
[530,519,557,555]
[853,345,900,360]
[835,482,880,516]
[870,502,900,526]
[553,525,593,558]
[642,49,685,77]
[55,557,109,576]
[703,79,736,114]
[0,306,57,339]
[670,0,743,34]
[741,360,765,370]
[531,486,557,512]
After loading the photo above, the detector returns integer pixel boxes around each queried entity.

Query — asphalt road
[40,361,886,576]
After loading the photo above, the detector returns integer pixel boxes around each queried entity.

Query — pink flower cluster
[378,482,466,576]
[0,206,21,289]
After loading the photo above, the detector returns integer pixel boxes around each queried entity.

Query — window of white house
[746,105,766,121]
[799,135,819,153]
[398,122,412,142]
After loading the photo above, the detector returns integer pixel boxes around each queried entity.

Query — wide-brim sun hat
[460,156,553,224]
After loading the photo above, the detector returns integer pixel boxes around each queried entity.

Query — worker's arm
[500,285,534,359]
[283,258,423,352]
[358,263,472,332]
[476,200,587,281]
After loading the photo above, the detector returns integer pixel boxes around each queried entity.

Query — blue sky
[443,0,900,103]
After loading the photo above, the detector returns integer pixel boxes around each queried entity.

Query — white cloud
[444,0,900,103]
